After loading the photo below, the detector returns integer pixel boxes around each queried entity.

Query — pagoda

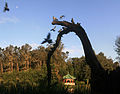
[63,73,76,85]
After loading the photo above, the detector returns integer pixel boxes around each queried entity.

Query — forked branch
[52,18,104,71]
[52,18,84,32]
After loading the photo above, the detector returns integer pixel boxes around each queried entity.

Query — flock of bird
[2,3,72,45]
[50,15,65,32]
[2,3,75,46]
[41,15,65,44]
[2,2,63,45]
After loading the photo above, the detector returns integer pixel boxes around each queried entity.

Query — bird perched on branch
[60,15,65,19]
[77,22,80,25]
[62,27,67,30]
[53,16,58,21]
[50,26,56,32]
[58,29,62,33]
[3,2,9,12]
[41,33,53,44]
[71,18,75,24]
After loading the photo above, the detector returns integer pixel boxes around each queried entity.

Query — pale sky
[0,0,120,61]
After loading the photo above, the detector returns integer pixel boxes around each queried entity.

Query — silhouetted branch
[52,19,102,70]
[46,28,71,88]
[52,19,108,94]
[52,20,73,28]
[52,19,85,34]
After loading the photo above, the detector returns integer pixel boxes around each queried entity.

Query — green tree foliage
[113,61,119,70]
[30,46,47,69]
[0,42,116,94]
[66,52,114,81]
[51,42,68,77]
[0,43,69,93]
[0,43,115,78]
[67,57,91,81]
[97,52,114,73]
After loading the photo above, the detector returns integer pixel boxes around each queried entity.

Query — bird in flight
[60,15,65,19]
[50,26,56,32]
[53,16,58,21]
[41,33,53,44]
[3,2,9,12]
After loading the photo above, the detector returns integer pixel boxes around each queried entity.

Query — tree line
[0,43,119,82]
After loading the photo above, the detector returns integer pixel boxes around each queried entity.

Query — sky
[0,0,120,61]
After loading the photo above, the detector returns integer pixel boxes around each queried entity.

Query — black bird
[3,2,9,12]
[71,18,75,24]
[60,15,65,19]
[41,33,52,44]
[62,27,65,29]
[50,26,56,32]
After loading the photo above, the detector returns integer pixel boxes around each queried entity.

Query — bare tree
[45,28,70,87]
[44,17,120,94]
[51,18,107,94]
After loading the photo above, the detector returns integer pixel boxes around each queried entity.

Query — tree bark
[0,62,3,74]
[52,19,109,94]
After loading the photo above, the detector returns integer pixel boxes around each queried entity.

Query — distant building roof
[63,74,76,79]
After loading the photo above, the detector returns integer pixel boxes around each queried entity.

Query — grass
[0,69,91,94]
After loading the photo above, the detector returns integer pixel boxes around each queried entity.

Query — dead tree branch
[52,19,108,94]
[47,27,71,87]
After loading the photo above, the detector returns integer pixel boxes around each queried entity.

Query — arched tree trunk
[52,19,109,94]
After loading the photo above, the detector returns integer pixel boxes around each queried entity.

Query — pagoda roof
[63,74,76,79]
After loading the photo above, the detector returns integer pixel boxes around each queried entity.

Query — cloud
[30,43,39,49]
[0,16,19,24]
[63,46,84,57]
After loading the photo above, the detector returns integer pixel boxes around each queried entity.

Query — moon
[16,6,18,8]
